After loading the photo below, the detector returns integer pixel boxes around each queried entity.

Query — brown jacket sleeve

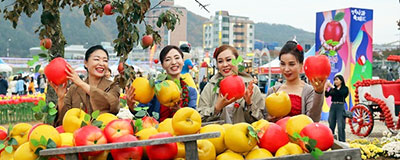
[303,84,324,122]
[54,85,75,127]
[90,84,120,114]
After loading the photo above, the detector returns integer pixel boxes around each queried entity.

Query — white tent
[258,57,281,74]
[0,58,12,76]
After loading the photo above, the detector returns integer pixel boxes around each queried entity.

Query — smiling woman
[51,45,121,127]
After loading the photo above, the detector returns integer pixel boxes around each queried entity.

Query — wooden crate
[39,132,220,160]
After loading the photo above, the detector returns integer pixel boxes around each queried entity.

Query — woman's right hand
[215,93,236,112]
[49,82,67,99]
[125,86,137,110]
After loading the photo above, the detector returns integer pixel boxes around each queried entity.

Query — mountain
[0,7,314,58]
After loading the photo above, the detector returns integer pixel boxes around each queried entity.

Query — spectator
[16,76,25,95]
[37,74,46,93]
[28,77,35,95]
[0,74,8,95]
[387,68,395,81]
[199,76,207,93]
[8,76,17,95]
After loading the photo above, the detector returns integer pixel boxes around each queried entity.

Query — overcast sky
[175,0,400,44]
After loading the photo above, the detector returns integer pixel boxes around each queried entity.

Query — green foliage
[247,126,259,143]
[292,132,324,160]
[334,12,345,22]
[32,100,57,124]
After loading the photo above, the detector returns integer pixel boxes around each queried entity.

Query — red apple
[74,125,107,156]
[219,75,245,100]
[0,130,7,140]
[141,35,153,48]
[104,4,113,15]
[323,21,343,42]
[55,126,65,133]
[303,55,331,81]
[142,116,159,129]
[110,135,143,160]
[154,59,159,64]
[118,62,124,75]
[146,132,178,160]
[40,38,52,49]
[259,123,289,154]
[300,122,334,151]
[104,119,134,142]
[276,116,291,131]
[44,57,70,85]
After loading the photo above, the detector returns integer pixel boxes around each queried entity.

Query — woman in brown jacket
[51,45,120,126]
[266,41,326,122]
[197,45,265,124]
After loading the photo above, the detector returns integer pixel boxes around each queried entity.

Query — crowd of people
[0,41,360,142]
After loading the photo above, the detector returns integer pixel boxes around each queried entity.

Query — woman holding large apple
[51,45,121,126]
[126,45,197,122]
[198,45,265,124]
[266,41,326,122]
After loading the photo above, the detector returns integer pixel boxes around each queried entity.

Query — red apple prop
[104,119,134,142]
[40,38,52,49]
[74,125,107,156]
[303,55,331,81]
[259,123,289,154]
[276,116,291,131]
[300,122,334,151]
[44,57,70,85]
[142,116,159,129]
[111,135,143,160]
[323,21,343,42]
[0,130,7,140]
[141,35,153,48]
[146,132,178,160]
[219,75,245,100]
[104,4,113,15]
[55,126,65,133]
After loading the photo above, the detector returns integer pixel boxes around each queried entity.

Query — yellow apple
[135,127,158,140]
[0,148,14,160]
[60,133,74,147]
[158,118,175,135]
[200,124,225,154]
[265,91,291,117]
[175,142,186,158]
[172,107,202,135]
[62,108,90,133]
[245,148,273,159]
[28,124,61,151]
[96,113,118,127]
[10,123,32,149]
[13,142,37,160]
[224,123,257,153]
[197,140,216,160]
[286,114,313,137]
[222,123,233,131]
[216,150,244,160]
[275,142,304,157]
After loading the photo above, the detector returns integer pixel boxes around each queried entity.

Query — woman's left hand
[310,78,327,94]
[66,64,84,86]
[244,81,254,105]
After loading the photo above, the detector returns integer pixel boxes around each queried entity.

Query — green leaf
[155,83,162,92]
[331,41,340,46]
[134,107,142,111]
[325,39,333,45]
[38,53,48,58]
[135,110,146,118]
[135,119,143,132]
[8,124,12,134]
[152,112,159,120]
[311,148,324,160]
[33,55,39,62]
[334,12,345,21]
[329,50,336,56]
[309,138,317,148]
[149,78,155,87]
[292,132,301,139]
[0,144,5,150]
[142,107,149,111]
[301,136,310,143]
[162,81,170,87]
[237,56,243,63]
[156,73,167,81]
[40,46,47,51]
[231,58,238,66]
[40,136,47,146]
[5,146,12,153]
[8,138,17,146]
[34,112,44,120]
[81,121,88,128]
[27,60,35,66]
[38,100,46,107]
[238,65,245,73]
[91,110,100,119]
[47,138,57,149]
[92,120,103,128]
[48,102,55,108]
[35,65,41,73]
[84,114,91,122]
[49,108,57,116]
[83,4,90,16]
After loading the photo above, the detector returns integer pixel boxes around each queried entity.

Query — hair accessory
[296,44,303,52]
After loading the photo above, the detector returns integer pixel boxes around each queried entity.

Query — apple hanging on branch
[40,38,52,50]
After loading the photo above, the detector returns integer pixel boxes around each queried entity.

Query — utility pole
[6,38,11,57]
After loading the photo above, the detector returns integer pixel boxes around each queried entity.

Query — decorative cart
[349,55,400,137]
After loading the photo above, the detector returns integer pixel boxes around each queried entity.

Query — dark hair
[85,45,109,61]
[159,45,183,64]
[334,75,346,87]
[213,45,239,59]
[279,41,304,63]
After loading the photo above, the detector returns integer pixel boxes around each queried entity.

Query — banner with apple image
[315,8,373,120]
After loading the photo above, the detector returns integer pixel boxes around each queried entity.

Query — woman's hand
[66,64,85,87]
[125,86,136,110]
[215,93,237,113]
[310,78,327,94]
[244,81,254,105]
[266,114,281,123]
[170,101,181,113]
[49,82,67,99]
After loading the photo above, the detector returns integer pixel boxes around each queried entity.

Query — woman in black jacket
[325,75,349,142]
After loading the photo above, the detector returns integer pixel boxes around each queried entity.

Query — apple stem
[272,87,277,95]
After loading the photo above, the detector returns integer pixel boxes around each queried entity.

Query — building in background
[148,0,187,49]
[203,11,255,56]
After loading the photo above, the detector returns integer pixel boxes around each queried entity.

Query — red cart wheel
[348,104,374,137]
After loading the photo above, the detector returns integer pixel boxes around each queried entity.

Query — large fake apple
[142,116,159,129]
[258,123,289,154]
[146,132,178,160]
[40,38,52,49]
[141,35,153,48]
[62,108,89,133]
[44,57,70,85]
[104,119,134,142]
[103,4,113,15]
[323,21,343,42]
[224,123,257,153]
[265,91,291,117]
[300,122,334,151]
[74,125,107,156]
[219,75,245,100]
[172,107,202,135]
[303,55,331,81]
[110,135,143,160]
